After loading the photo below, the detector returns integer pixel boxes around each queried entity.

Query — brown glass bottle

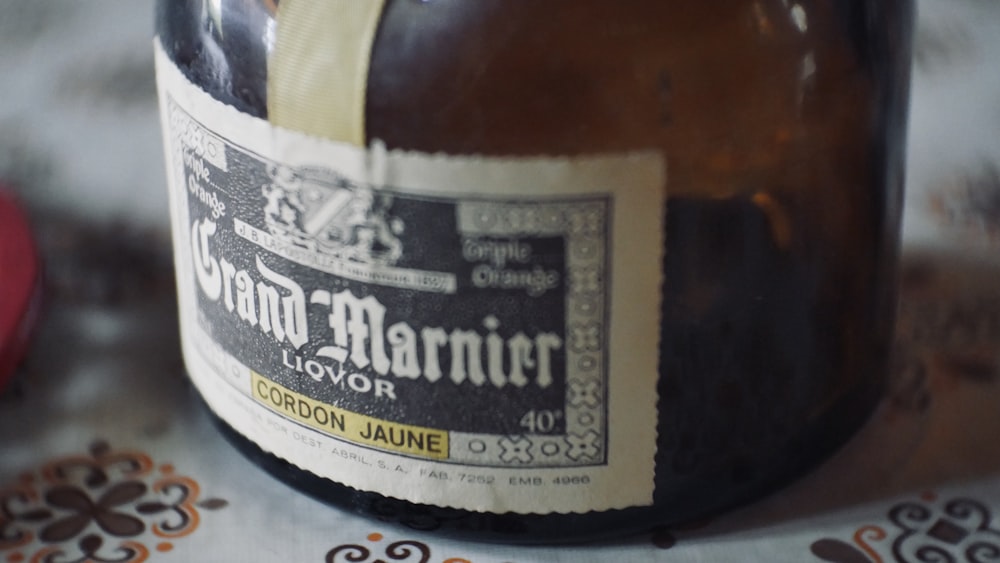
[155,0,913,543]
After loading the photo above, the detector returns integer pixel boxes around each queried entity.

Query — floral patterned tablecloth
[4,0,1000,561]
[4,245,1000,563]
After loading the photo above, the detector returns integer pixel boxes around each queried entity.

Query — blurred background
[1,1,1000,558]
[1,0,165,228]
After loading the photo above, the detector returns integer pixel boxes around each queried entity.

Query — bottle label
[155,40,664,514]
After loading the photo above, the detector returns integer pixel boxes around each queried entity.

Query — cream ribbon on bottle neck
[268,0,388,146]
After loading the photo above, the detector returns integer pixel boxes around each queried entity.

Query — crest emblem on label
[157,40,664,513]
[261,165,405,267]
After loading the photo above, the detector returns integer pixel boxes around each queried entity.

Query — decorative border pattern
[450,200,608,467]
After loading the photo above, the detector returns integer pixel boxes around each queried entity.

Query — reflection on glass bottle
[155,0,914,542]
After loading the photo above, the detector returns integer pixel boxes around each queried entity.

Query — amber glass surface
[156,0,913,543]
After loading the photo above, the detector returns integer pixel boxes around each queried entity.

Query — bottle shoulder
[156,0,275,118]
[155,0,913,182]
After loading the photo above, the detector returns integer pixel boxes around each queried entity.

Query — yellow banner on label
[252,373,449,460]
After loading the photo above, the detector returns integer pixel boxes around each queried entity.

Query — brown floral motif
[0,441,227,563]
[28,538,150,563]
[1,483,45,551]
[810,492,1000,562]
[137,475,210,539]
[39,482,147,542]
[324,532,509,563]
[811,526,888,563]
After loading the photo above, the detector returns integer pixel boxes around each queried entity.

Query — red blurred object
[0,186,41,391]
